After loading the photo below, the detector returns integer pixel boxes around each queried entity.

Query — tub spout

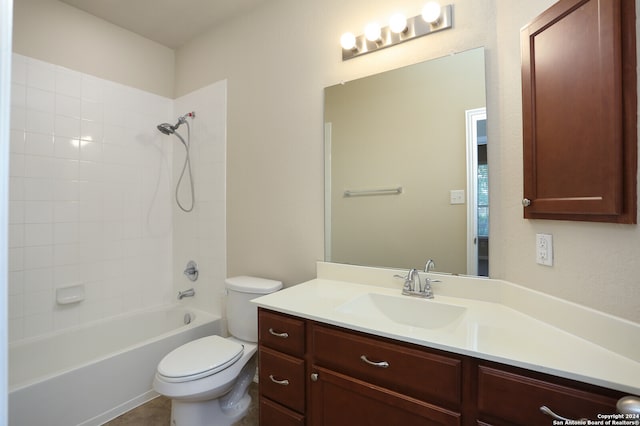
[178,288,195,300]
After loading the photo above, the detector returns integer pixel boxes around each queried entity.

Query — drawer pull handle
[360,355,390,368]
[269,375,290,386]
[268,328,289,338]
[540,406,587,422]
[310,373,319,382]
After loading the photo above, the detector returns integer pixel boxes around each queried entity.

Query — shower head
[157,123,175,135]
[157,112,195,137]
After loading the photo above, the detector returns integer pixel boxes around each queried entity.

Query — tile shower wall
[8,54,174,342]
[173,81,227,317]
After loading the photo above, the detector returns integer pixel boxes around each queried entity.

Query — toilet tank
[225,276,283,342]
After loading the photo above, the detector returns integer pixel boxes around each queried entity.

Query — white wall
[9,2,230,342]
[1,0,13,422]
[176,0,640,323]
[172,81,228,318]
[8,54,174,341]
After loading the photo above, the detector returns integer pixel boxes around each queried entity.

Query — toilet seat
[157,336,244,383]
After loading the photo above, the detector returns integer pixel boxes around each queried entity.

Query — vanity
[253,262,640,426]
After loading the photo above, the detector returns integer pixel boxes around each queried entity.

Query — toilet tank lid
[225,276,283,294]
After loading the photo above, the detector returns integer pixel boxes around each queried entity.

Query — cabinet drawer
[259,346,305,413]
[311,324,462,407]
[477,365,619,426]
[310,366,460,426]
[260,397,305,426]
[259,309,305,357]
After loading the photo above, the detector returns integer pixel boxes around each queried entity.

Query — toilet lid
[157,336,244,383]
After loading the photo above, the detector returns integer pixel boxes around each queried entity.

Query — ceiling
[58,0,267,49]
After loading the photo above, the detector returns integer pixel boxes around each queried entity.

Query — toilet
[153,276,282,426]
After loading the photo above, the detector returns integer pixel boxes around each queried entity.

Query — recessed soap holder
[56,284,85,305]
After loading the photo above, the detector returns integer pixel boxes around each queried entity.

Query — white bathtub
[9,305,221,426]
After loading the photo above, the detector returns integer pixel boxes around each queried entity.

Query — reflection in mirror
[324,47,488,276]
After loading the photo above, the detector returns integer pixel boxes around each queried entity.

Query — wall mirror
[324,47,488,276]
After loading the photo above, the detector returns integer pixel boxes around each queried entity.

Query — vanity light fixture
[364,22,382,43]
[340,32,357,50]
[389,13,408,34]
[340,2,453,60]
[422,2,443,24]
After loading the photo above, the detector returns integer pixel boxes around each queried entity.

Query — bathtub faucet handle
[183,260,199,281]
[178,288,195,300]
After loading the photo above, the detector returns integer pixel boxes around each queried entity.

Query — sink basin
[336,293,467,330]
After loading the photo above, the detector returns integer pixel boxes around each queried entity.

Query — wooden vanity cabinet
[258,308,625,426]
[258,309,307,425]
[521,0,637,223]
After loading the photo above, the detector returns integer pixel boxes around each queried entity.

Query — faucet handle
[183,260,199,282]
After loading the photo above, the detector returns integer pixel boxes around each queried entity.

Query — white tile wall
[8,54,176,342]
[173,81,227,318]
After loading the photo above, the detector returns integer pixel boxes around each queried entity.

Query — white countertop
[252,263,640,395]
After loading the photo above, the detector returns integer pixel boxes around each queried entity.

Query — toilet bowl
[153,276,282,426]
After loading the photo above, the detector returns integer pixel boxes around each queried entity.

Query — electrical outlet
[536,233,553,266]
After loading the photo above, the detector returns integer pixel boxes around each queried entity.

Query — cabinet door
[521,0,636,223]
[309,366,461,426]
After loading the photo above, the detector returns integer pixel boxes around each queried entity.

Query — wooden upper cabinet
[521,0,637,223]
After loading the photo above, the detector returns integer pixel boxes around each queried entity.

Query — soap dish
[56,284,85,305]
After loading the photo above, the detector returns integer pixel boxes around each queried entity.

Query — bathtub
[9,305,221,426]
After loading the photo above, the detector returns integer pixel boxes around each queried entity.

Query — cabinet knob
[310,373,319,382]
[617,396,640,414]
[522,198,531,207]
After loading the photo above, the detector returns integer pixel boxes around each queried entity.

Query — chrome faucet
[178,288,195,300]
[395,268,428,298]
[407,268,422,292]
[394,260,441,299]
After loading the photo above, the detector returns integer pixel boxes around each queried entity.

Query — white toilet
[153,276,282,426]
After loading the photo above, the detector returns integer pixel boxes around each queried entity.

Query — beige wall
[12,0,174,98]
[176,0,495,288]
[326,49,486,273]
[176,0,640,323]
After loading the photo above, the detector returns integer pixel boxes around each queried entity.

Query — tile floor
[104,382,258,425]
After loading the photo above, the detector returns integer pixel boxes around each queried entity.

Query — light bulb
[389,13,408,34]
[340,32,357,50]
[364,22,382,42]
[422,2,442,23]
